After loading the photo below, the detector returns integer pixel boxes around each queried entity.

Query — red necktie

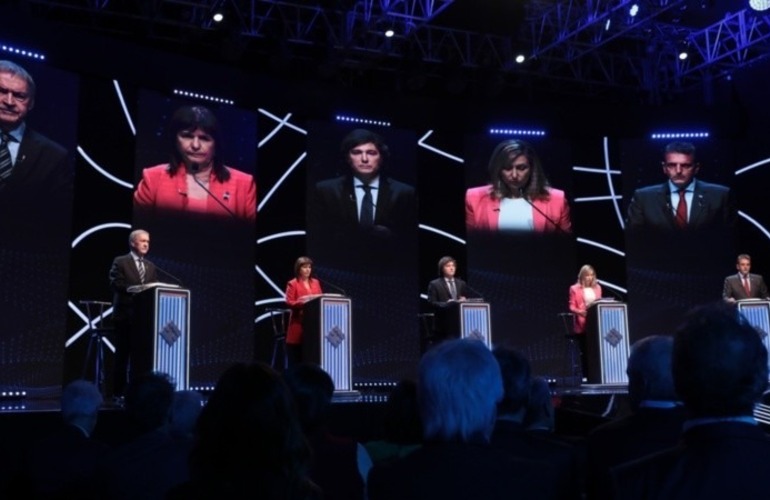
[675,189,687,228]
[743,276,751,296]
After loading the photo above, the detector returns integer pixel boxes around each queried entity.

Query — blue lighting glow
[335,115,391,127]
[650,132,710,139]
[1,44,45,60]
[172,89,234,105]
[489,128,547,137]
[629,4,639,17]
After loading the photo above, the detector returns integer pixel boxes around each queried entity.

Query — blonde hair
[577,265,596,286]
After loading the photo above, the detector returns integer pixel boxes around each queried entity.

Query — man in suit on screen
[723,253,769,302]
[626,141,733,231]
[109,229,158,400]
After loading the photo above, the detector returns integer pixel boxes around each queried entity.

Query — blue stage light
[489,128,547,137]
[172,89,234,105]
[650,132,710,139]
[335,115,391,127]
[1,44,45,60]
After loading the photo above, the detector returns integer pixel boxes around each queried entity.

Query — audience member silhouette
[612,303,770,499]
[170,362,320,499]
[585,335,684,499]
[168,390,203,439]
[97,372,191,500]
[490,347,581,499]
[364,379,423,466]
[20,379,109,499]
[284,363,372,500]
[368,338,558,500]
[524,377,556,432]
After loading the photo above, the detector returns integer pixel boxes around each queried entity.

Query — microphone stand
[518,190,571,235]
[315,276,347,296]
[189,163,239,219]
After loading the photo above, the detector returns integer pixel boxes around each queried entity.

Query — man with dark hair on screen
[109,229,158,401]
[0,59,71,241]
[723,253,770,302]
[309,128,417,264]
[626,141,733,231]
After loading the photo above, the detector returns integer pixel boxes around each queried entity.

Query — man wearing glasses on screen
[626,141,733,231]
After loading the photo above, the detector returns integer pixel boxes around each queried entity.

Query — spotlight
[212,12,224,23]
[629,4,639,17]
[385,29,395,38]
[750,0,770,12]
[515,54,526,64]
[678,50,688,60]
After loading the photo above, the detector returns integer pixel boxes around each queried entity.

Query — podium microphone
[598,282,624,302]
[464,282,485,300]
[189,162,239,219]
[517,187,572,235]
[315,276,347,296]
[153,263,185,287]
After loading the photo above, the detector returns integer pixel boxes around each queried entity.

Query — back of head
[124,371,175,433]
[61,379,103,433]
[524,377,555,432]
[169,390,203,438]
[493,346,531,418]
[419,338,502,443]
[382,379,422,444]
[673,302,768,417]
[627,335,677,410]
[283,363,335,434]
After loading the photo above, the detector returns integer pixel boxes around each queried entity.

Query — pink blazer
[285,278,323,345]
[465,185,571,233]
[568,283,602,333]
[134,163,257,221]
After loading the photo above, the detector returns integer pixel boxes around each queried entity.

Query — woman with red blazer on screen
[568,264,602,334]
[285,256,323,363]
[465,139,571,233]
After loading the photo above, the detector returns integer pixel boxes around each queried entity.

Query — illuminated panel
[460,302,492,349]
[320,296,353,392]
[596,302,630,385]
[153,288,191,390]
[737,300,770,376]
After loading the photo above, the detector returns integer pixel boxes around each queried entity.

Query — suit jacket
[465,185,571,233]
[368,441,559,500]
[109,253,159,321]
[626,180,732,231]
[723,273,770,300]
[134,163,257,220]
[611,421,770,500]
[568,283,602,334]
[0,127,72,246]
[285,278,323,344]
[427,277,469,306]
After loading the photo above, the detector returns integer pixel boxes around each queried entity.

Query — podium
[584,300,630,385]
[302,294,355,395]
[131,283,190,390]
[433,300,493,349]
[737,299,770,375]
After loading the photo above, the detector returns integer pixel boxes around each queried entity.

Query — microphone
[597,283,624,302]
[463,282,485,301]
[518,188,571,235]
[189,162,239,219]
[152,262,185,287]
[315,276,347,296]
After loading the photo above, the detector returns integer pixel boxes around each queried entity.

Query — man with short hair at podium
[109,229,158,401]
[425,256,468,350]
[723,253,769,302]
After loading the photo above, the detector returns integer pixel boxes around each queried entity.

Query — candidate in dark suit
[723,253,769,302]
[626,141,733,231]
[109,229,158,398]
[309,128,417,267]
[425,256,470,348]
[0,60,71,246]
[611,302,770,500]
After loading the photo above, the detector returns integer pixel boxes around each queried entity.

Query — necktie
[360,185,374,226]
[675,189,687,228]
[138,258,146,284]
[448,279,457,300]
[743,276,751,297]
[0,132,13,182]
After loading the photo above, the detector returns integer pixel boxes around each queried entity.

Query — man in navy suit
[611,302,770,499]
[309,128,417,267]
[109,229,158,399]
[723,253,770,302]
[626,141,733,231]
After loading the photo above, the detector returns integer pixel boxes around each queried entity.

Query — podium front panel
[459,302,492,349]
[152,288,190,390]
[738,300,770,375]
[594,303,630,385]
[319,297,353,392]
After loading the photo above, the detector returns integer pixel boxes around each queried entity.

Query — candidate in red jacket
[465,139,571,233]
[134,105,256,221]
[285,256,323,362]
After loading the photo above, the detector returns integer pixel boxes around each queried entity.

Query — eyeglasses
[0,87,30,103]
[663,162,696,170]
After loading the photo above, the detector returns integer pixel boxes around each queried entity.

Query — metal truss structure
[19,0,770,98]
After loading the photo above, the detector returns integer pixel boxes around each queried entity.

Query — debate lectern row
[584,299,631,385]
[301,294,357,397]
[129,282,190,390]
